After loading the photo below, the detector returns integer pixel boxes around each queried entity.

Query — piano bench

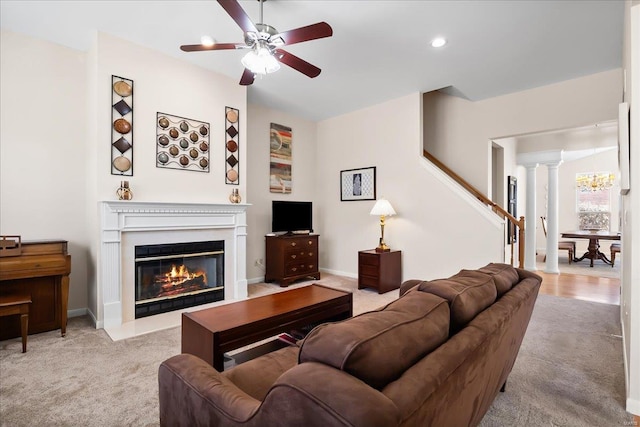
[0,294,32,353]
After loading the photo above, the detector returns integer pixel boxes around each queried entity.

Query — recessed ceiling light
[200,35,215,47]
[431,37,447,48]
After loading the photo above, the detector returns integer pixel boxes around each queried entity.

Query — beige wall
[423,69,622,195]
[91,32,246,205]
[316,93,504,281]
[0,30,89,314]
[0,30,247,322]
[245,104,318,283]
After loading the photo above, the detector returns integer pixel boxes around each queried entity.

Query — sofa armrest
[159,354,260,427]
[260,362,400,427]
[399,279,423,297]
[515,267,542,283]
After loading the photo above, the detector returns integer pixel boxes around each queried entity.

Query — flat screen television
[272,201,313,234]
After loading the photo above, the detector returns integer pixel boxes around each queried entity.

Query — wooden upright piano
[0,240,71,340]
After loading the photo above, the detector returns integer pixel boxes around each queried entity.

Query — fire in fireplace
[134,240,224,318]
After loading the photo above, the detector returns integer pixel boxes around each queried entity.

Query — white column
[517,150,564,273]
[524,165,538,271]
[544,163,561,274]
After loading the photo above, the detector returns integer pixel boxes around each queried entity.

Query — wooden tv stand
[265,234,320,287]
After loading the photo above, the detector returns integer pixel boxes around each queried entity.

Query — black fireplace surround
[134,240,224,318]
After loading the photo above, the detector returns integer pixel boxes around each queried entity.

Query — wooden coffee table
[181,284,353,371]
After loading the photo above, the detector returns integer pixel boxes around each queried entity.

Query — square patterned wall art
[269,123,292,194]
[111,76,133,176]
[156,113,210,172]
[225,107,240,184]
[340,166,376,201]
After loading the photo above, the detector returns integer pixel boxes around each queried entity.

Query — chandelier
[576,172,615,192]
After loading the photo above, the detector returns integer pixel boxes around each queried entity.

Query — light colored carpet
[0,276,631,426]
[480,294,630,426]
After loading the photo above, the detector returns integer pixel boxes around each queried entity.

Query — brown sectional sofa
[158,263,542,426]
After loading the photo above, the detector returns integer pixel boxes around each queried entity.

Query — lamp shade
[241,47,280,75]
[370,198,396,216]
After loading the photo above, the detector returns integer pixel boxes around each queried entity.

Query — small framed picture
[618,102,630,195]
[340,166,376,201]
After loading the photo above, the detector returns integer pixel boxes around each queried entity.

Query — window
[575,172,613,230]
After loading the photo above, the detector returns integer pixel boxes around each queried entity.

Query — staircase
[423,150,525,268]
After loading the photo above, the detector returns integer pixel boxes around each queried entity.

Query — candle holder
[229,188,241,204]
[117,181,133,200]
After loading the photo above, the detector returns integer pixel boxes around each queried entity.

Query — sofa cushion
[477,263,520,297]
[222,345,299,401]
[417,269,497,333]
[298,291,449,390]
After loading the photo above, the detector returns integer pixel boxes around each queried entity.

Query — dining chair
[540,216,576,264]
[610,242,620,267]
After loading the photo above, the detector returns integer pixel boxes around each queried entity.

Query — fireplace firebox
[134,241,224,318]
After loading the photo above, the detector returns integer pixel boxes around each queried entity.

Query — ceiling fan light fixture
[241,46,280,75]
[200,35,215,47]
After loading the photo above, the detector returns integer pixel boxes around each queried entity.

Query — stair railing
[423,150,525,268]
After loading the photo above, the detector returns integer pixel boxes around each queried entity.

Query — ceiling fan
[180,0,333,86]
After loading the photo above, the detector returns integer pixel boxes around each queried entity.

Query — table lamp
[370,198,396,252]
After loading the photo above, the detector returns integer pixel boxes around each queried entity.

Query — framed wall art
[111,75,133,176]
[156,112,210,172]
[507,176,517,243]
[270,123,292,194]
[341,166,376,201]
[618,102,630,195]
[225,107,240,184]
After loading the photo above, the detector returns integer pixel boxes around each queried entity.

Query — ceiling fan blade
[180,43,240,52]
[275,49,321,78]
[239,68,255,86]
[217,0,258,34]
[275,22,333,46]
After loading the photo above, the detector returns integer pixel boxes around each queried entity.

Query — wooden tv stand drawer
[265,234,320,287]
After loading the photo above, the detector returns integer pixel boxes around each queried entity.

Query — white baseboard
[86,309,99,328]
[68,308,87,318]
[67,307,98,328]
[247,276,265,285]
[320,268,356,279]
[248,269,355,284]
[627,397,640,416]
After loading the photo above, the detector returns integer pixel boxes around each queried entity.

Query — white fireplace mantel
[98,201,249,339]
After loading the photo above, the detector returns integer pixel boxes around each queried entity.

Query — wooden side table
[358,249,402,294]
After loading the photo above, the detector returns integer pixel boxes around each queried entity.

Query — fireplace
[134,241,224,318]
[99,201,248,340]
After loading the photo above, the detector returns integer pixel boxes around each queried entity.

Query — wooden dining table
[560,230,621,267]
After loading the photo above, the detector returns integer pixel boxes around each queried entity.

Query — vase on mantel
[229,188,241,204]
[117,181,133,200]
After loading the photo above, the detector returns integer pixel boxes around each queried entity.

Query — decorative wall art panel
[156,112,210,172]
[111,76,133,176]
[340,167,376,201]
[225,107,240,184]
[269,123,292,194]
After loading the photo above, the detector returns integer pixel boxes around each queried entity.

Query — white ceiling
[0,0,624,121]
